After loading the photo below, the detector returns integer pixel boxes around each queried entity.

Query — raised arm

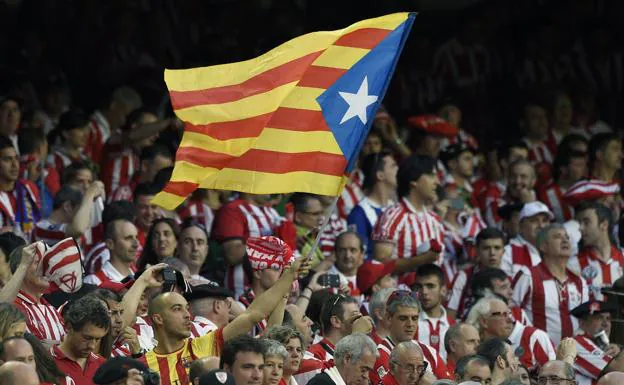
[120,264,167,328]
[0,242,40,303]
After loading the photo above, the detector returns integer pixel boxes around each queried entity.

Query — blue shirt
[347,198,386,258]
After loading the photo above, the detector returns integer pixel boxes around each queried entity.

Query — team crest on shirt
[582,265,598,280]
[182,356,192,368]
[377,367,387,378]
[430,335,439,345]
[216,373,228,383]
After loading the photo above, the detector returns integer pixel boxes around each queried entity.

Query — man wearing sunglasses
[371,290,450,385]
[382,341,429,385]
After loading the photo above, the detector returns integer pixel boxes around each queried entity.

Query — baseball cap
[199,369,236,385]
[519,201,554,221]
[356,260,397,294]
[407,115,458,138]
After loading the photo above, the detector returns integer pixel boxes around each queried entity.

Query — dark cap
[497,202,524,221]
[93,357,150,384]
[570,301,617,318]
[199,369,236,385]
[184,283,234,302]
[440,143,474,165]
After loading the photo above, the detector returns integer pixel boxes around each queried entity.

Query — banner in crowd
[153,12,416,209]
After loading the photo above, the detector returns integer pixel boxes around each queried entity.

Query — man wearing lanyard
[412,264,455,359]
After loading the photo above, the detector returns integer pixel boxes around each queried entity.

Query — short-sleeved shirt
[141,328,224,385]
[50,345,106,385]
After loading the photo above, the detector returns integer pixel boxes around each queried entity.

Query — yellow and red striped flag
[154,12,415,210]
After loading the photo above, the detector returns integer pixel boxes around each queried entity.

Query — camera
[318,274,341,288]
[161,267,178,292]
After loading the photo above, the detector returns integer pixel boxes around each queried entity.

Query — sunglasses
[386,290,418,306]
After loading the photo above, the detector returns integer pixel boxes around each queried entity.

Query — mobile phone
[162,267,177,291]
[318,274,341,288]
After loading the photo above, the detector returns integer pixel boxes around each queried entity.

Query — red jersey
[50,345,106,385]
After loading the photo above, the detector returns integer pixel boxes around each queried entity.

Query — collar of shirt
[401,197,422,214]
[194,315,218,330]
[419,307,451,325]
[17,290,45,305]
[51,344,101,366]
[92,110,111,134]
[537,262,574,283]
[581,245,618,264]
[515,235,540,256]
[103,260,134,281]
[507,322,523,344]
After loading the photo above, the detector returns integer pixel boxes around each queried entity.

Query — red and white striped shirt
[512,262,589,344]
[319,213,347,259]
[100,142,138,195]
[84,260,135,286]
[34,219,70,246]
[507,322,557,368]
[537,181,574,223]
[482,184,509,228]
[14,291,65,344]
[417,308,455,359]
[567,246,624,301]
[447,266,478,317]
[573,332,613,385]
[46,149,88,178]
[337,182,364,219]
[524,139,555,165]
[307,338,335,362]
[212,199,280,297]
[111,339,132,357]
[501,236,542,278]
[132,316,156,352]
[178,200,215,236]
[86,110,112,165]
[372,336,450,384]
[190,315,218,337]
[371,197,445,262]
[84,241,110,275]
[440,129,479,151]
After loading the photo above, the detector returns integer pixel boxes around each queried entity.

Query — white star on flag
[338,76,378,125]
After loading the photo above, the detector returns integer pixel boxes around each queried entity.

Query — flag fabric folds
[154,12,416,210]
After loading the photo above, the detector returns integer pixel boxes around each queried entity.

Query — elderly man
[513,223,589,344]
[570,300,624,385]
[454,355,492,385]
[466,297,556,368]
[381,341,428,385]
[444,323,481,374]
[537,361,576,385]
[308,333,378,385]
[501,201,553,278]
[476,338,519,385]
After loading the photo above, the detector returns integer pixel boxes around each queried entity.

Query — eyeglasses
[489,311,512,319]
[391,361,428,377]
[537,376,575,385]
[386,290,418,307]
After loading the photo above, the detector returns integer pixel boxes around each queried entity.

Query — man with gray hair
[444,323,481,374]
[371,290,451,385]
[380,341,428,385]
[308,333,377,385]
[465,297,556,368]
[369,288,395,344]
[537,361,575,385]
[512,223,589,344]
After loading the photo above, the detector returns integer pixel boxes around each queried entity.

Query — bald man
[0,361,40,385]
[598,372,624,385]
[382,341,427,385]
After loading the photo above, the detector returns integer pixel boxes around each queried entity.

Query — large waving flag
[154,12,415,209]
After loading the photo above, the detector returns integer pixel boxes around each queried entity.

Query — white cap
[519,201,554,221]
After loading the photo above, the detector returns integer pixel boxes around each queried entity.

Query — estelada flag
[154,12,415,210]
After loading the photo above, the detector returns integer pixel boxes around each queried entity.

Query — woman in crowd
[265,326,306,385]
[137,217,179,270]
[0,303,27,340]
[261,339,289,385]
